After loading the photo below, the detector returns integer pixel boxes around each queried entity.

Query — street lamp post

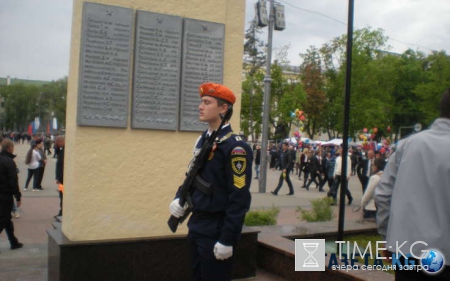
[256,0,285,193]
[258,0,275,193]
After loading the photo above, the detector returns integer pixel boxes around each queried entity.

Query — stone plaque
[179,19,225,131]
[77,2,133,128]
[131,11,182,130]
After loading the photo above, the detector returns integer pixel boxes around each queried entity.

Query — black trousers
[328,176,352,200]
[37,165,46,189]
[57,191,63,216]
[0,196,19,245]
[305,171,325,190]
[273,170,294,194]
[188,234,234,281]
[302,170,310,187]
[24,168,40,189]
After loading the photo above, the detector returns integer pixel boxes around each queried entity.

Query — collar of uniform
[206,123,230,137]
[205,123,232,140]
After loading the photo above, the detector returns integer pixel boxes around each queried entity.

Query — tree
[299,45,327,139]
[0,77,67,132]
[389,49,426,139]
[0,84,39,131]
[415,50,450,125]
[241,20,266,140]
[318,27,394,138]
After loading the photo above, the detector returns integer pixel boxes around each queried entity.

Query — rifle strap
[216,132,235,144]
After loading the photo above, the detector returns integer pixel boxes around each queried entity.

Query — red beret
[199,82,236,105]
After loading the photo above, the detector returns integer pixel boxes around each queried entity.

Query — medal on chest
[208,142,217,160]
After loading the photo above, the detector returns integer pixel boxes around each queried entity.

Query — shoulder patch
[231,146,246,156]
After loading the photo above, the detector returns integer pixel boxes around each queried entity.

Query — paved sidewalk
[0,145,368,281]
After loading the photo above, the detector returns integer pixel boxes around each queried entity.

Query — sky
[0,0,449,81]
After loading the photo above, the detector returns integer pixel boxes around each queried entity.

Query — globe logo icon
[420,249,445,274]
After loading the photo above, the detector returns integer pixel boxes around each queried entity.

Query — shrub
[244,206,280,226]
[297,197,335,222]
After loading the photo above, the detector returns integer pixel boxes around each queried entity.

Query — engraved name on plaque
[180,19,225,131]
[131,11,182,130]
[77,2,133,128]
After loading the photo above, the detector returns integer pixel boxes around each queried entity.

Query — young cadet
[169,82,253,281]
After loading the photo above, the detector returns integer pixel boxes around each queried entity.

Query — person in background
[357,149,375,193]
[324,152,335,189]
[361,157,386,219]
[304,150,325,192]
[271,142,294,196]
[328,150,353,205]
[36,140,47,190]
[0,139,23,251]
[24,142,41,191]
[55,136,65,218]
[375,89,450,280]
[300,148,310,185]
[254,145,261,179]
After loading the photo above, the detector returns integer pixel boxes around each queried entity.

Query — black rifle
[168,108,232,233]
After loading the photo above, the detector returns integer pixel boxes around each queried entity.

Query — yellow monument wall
[64,0,246,241]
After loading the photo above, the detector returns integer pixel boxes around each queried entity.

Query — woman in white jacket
[24,141,42,191]
[361,157,386,219]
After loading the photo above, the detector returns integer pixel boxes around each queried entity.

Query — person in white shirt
[361,157,386,219]
[328,149,353,205]
[375,89,450,279]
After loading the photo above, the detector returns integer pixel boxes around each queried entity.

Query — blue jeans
[254,164,260,178]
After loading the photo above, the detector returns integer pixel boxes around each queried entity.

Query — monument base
[47,225,258,281]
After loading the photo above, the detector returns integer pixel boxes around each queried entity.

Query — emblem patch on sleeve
[232,156,246,188]
[232,157,246,174]
[231,146,246,155]
[233,174,245,188]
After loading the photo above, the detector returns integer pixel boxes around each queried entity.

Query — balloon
[373,127,378,133]
[300,115,305,121]
[363,128,368,133]
[294,131,300,137]
[387,126,391,133]
[359,134,365,140]
[290,112,295,117]
[299,111,304,116]
[380,148,386,154]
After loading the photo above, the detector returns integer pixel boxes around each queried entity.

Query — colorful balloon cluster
[294,108,306,121]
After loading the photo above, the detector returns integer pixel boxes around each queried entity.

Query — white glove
[169,198,186,218]
[213,242,233,260]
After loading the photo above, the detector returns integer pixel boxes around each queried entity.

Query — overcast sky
[0,0,449,81]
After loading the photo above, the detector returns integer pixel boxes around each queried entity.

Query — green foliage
[0,77,67,132]
[244,206,280,226]
[297,197,335,222]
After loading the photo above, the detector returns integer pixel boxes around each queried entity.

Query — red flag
[46,122,50,134]
[28,124,32,135]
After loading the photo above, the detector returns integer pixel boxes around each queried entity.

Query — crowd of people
[256,140,391,217]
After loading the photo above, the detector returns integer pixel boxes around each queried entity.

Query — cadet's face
[198,96,223,123]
